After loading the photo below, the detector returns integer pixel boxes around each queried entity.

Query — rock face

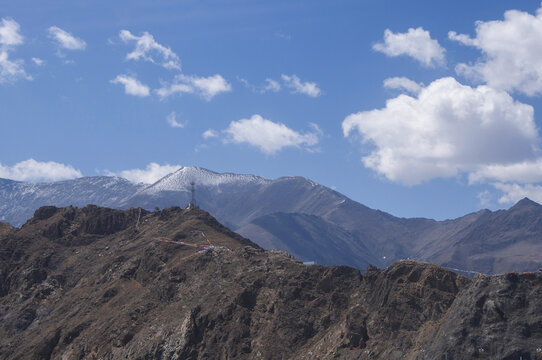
[0,222,13,237]
[1,205,541,360]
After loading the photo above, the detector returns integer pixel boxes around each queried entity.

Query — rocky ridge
[1,205,541,359]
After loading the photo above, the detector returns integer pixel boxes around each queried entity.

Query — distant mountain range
[1,166,542,274]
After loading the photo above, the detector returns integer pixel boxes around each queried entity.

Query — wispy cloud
[119,30,180,70]
[264,78,281,92]
[202,129,218,139]
[110,75,150,97]
[32,57,45,66]
[281,74,321,97]
[156,74,231,101]
[383,77,423,95]
[48,26,86,50]
[238,77,281,94]
[275,32,292,40]
[166,112,186,128]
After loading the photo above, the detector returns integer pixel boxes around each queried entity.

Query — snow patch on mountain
[138,166,271,194]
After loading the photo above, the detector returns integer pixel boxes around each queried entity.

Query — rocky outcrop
[0,205,541,359]
[0,222,13,237]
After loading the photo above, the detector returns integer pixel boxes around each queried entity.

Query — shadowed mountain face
[428,198,542,274]
[1,205,541,359]
[1,167,542,273]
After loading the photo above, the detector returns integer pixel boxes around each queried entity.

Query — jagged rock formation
[1,205,541,359]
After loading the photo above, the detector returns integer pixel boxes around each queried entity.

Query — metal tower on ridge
[189,181,196,207]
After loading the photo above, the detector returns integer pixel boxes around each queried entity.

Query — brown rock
[0,205,541,359]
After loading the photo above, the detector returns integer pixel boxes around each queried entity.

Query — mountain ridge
[1,167,542,274]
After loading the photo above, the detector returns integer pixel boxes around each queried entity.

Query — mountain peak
[511,197,541,211]
[140,166,270,194]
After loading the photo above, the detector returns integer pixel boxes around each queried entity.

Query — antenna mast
[189,181,196,208]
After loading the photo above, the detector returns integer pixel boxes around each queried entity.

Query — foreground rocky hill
[1,205,541,359]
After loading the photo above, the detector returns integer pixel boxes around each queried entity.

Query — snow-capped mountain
[0,176,142,227]
[123,166,349,228]
[138,166,270,194]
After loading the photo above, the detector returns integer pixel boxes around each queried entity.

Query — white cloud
[0,18,30,84]
[111,75,150,97]
[116,163,181,184]
[156,74,231,100]
[0,51,30,83]
[237,77,253,90]
[224,114,321,154]
[182,74,232,100]
[448,31,476,46]
[0,159,82,181]
[373,27,445,67]
[477,190,493,207]
[469,160,542,184]
[119,30,180,70]
[155,82,193,98]
[0,18,23,46]
[383,77,423,95]
[48,26,86,50]
[264,78,281,92]
[450,6,542,96]
[238,77,281,94]
[32,57,44,66]
[281,74,321,97]
[166,112,186,128]
[492,183,542,204]
[342,77,537,186]
[202,129,218,139]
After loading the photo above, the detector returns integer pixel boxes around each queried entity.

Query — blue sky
[2,0,542,220]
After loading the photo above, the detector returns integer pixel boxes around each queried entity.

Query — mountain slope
[1,205,541,359]
[237,212,383,269]
[426,198,542,274]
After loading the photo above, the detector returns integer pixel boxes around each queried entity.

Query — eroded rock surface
[0,205,541,359]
